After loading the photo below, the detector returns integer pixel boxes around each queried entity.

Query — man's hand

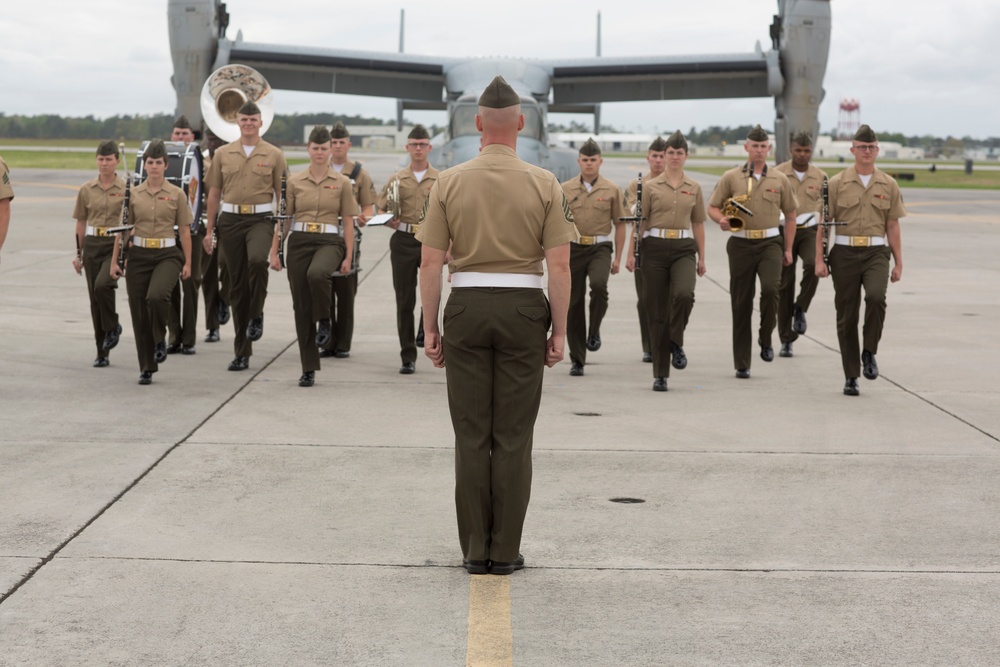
[72,257,83,275]
[718,217,733,232]
[697,258,706,277]
[611,259,620,275]
[891,263,902,283]
[816,263,829,278]
[202,234,213,255]
[625,255,636,273]
[268,251,282,272]
[424,332,445,367]
[783,250,793,266]
[545,333,565,368]
[181,264,191,280]
[339,257,352,275]
[110,263,123,280]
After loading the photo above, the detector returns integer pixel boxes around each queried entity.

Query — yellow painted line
[466,575,513,667]
[18,182,82,192]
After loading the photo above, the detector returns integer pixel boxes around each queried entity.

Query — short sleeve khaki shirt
[205,140,286,206]
[378,165,439,224]
[708,163,798,229]
[624,172,653,212]
[287,168,360,225]
[417,144,577,275]
[336,159,377,209]
[560,174,624,236]
[644,173,706,230]
[128,180,193,238]
[828,166,906,237]
[0,157,14,201]
[775,161,827,216]
[73,176,126,227]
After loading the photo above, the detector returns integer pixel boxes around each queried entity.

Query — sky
[1,0,998,139]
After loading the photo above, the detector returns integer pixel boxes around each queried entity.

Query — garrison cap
[96,140,119,157]
[237,100,261,116]
[477,75,521,109]
[579,138,601,156]
[143,139,169,162]
[308,125,332,145]
[648,136,667,152]
[664,130,688,151]
[173,115,192,130]
[791,131,813,147]
[746,125,769,142]
[330,121,349,139]
[408,124,430,140]
[853,124,877,143]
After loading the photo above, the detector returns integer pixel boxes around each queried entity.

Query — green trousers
[727,235,783,370]
[443,287,550,563]
[201,237,230,330]
[168,230,204,347]
[286,232,345,372]
[568,242,612,366]
[125,246,183,372]
[82,236,119,360]
[641,237,697,378]
[390,230,422,364]
[778,225,819,344]
[633,267,649,355]
[217,212,274,358]
[829,245,890,378]
[326,227,361,353]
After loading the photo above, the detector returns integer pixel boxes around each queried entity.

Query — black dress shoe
[586,334,601,351]
[735,368,751,379]
[792,304,807,335]
[315,318,332,347]
[463,559,490,575]
[218,301,231,326]
[489,554,525,575]
[228,356,249,371]
[759,338,774,362]
[138,371,153,385]
[181,345,196,355]
[154,341,168,363]
[642,352,652,363]
[334,350,350,358]
[319,348,337,358]
[569,361,584,376]
[862,349,879,380]
[298,371,315,387]
[102,323,122,351]
[166,341,182,355]
[779,342,794,358]
[204,329,219,343]
[671,343,687,370]
[652,377,667,392]
[844,377,860,396]
[93,357,109,368]
[399,361,415,375]
[246,315,264,342]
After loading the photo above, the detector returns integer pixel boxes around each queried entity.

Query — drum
[133,140,205,228]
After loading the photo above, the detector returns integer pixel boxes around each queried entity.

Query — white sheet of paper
[365,214,394,226]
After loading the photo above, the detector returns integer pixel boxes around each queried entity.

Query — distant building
[302,124,413,149]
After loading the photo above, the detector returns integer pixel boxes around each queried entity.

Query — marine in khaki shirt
[707,125,798,377]
[633,130,706,391]
[773,131,828,356]
[417,75,574,575]
[377,124,439,374]
[560,138,625,375]
[72,141,127,366]
[816,124,905,396]
[0,156,13,260]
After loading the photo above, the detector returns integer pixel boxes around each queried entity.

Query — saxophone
[721,175,755,232]
[385,178,401,220]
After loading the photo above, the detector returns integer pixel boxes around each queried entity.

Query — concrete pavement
[1,158,998,666]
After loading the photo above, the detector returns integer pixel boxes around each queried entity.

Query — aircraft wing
[224,39,462,108]
[544,52,782,106]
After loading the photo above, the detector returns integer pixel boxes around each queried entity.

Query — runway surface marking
[466,575,513,666]
[18,182,82,192]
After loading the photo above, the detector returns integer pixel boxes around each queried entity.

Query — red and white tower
[837,98,860,139]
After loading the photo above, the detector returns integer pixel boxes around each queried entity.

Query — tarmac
[1,155,998,666]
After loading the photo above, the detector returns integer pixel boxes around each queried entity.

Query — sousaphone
[200,64,275,143]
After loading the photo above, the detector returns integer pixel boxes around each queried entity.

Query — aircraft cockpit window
[518,106,542,141]
[450,105,478,138]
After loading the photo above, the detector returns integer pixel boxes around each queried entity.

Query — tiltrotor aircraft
[169,0,830,175]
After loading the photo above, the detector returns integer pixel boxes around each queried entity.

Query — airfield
[1,156,998,665]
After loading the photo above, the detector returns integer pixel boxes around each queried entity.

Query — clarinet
[821,175,832,272]
[273,172,289,269]
[618,173,644,268]
[116,176,132,272]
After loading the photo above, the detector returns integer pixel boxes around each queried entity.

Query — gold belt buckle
[150,239,163,249]
[305,222,322,234]
[95,228,109,237]
[578,235,595,245]
[410,223,421,235]
[238,204,254,215]
[852,236,870,247]
[747,229,764,240]
[665,229,681,239]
